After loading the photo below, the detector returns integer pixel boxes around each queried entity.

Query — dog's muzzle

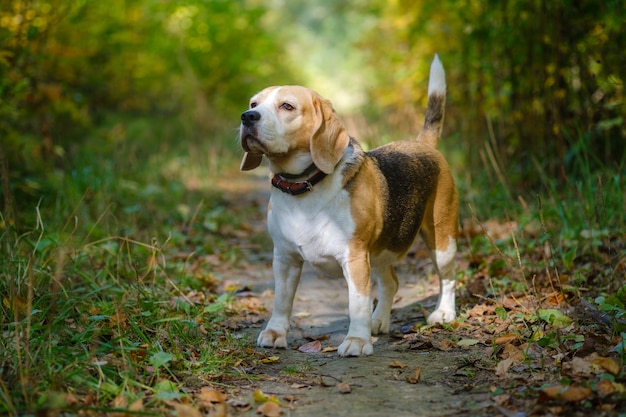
[241,110,261,127]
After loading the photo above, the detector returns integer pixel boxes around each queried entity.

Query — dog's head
[239,86,349,175]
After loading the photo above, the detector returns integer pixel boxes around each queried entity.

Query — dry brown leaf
[546,291,565,305]
[257,401,282,416]
[468,304,496,317]
[495,357,514,378]
[494,333,517,345]
[491,319,512,334]
[596,379,616,398]
[570,357,594,376]
[539,385,593,403]
[198,387,226,404]
[406,368,422,384]
[437,339,455,350]
[321,346,338,353]
[500,343,525,361]
[593,357,621,376]
[389,360,408,368]
[297,340,322,353]
[111,394,128,409]
[336,382,351,394]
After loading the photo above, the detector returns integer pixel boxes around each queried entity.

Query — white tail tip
[428,54,446,97]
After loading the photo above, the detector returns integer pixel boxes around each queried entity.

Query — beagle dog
[239,56,458,356]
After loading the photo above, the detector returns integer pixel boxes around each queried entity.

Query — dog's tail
[416,54,446,148]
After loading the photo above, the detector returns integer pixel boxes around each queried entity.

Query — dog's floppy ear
[240,152,263,171]
[310,94,350,174]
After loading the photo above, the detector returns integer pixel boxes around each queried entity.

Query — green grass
[0,116,260,415]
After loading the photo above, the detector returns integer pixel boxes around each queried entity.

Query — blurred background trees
[1,0,624,226]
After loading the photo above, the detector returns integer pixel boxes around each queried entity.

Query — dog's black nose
[241,110,261,127]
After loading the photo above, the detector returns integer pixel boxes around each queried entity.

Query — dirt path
[233,266,497,417]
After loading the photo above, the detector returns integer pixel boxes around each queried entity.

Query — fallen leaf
[261,356,280,364]
[336,383,351,394]
[468,304,496,317]
[389,360,408,368]
[500,343,525,361]
[406,368,422,384]
[253,389,268,403]
[539,385,592,403]
[538,308,572,329]
[495,358,514,378]
[129,398,144,412]
[111,394,127,409]
[197,387,226,404]
[570,357,594,376]
[494,334,517,345]
[595,379,616,398]
[298,340,321,353]
[256,401,282,417]
[437,339,455,350]
[457,338,480,347]
[321,346,338,353]
[295,311,311,318]
[253,389,281,405]
[593,357,621,376]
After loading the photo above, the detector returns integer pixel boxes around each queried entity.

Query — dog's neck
[271,163,327,196]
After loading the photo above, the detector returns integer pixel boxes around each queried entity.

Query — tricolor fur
[240,55,458,356]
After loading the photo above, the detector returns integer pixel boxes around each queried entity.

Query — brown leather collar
[271,164,327,196]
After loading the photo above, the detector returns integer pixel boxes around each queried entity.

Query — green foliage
[0,211,253,413]
[0,0,299,223]
[359,0,625,187]
[595,286,626,332]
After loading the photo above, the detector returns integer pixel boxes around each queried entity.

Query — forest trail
[233,265,497,417]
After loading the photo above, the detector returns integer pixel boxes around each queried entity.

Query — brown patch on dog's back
[369,142,440,255]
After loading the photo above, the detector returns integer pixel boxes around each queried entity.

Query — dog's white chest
[268,189,354,275]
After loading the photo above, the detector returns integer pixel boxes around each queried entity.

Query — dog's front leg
[258,255,303,349]
[338,255,373,356]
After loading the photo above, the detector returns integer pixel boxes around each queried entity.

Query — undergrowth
[0,117,257,415]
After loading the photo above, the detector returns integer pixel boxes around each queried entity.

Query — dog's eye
[280,102,295,111]
[250,102,257,109]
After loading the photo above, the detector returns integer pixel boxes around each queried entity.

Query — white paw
[427,309,456,325]
[338,337,373,357]
[257,328,288,349]
[371,314,390,335]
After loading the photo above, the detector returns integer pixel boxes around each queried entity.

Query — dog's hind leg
[420,167,459,325]
[426,235,457,324]
[371,265,399,334]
